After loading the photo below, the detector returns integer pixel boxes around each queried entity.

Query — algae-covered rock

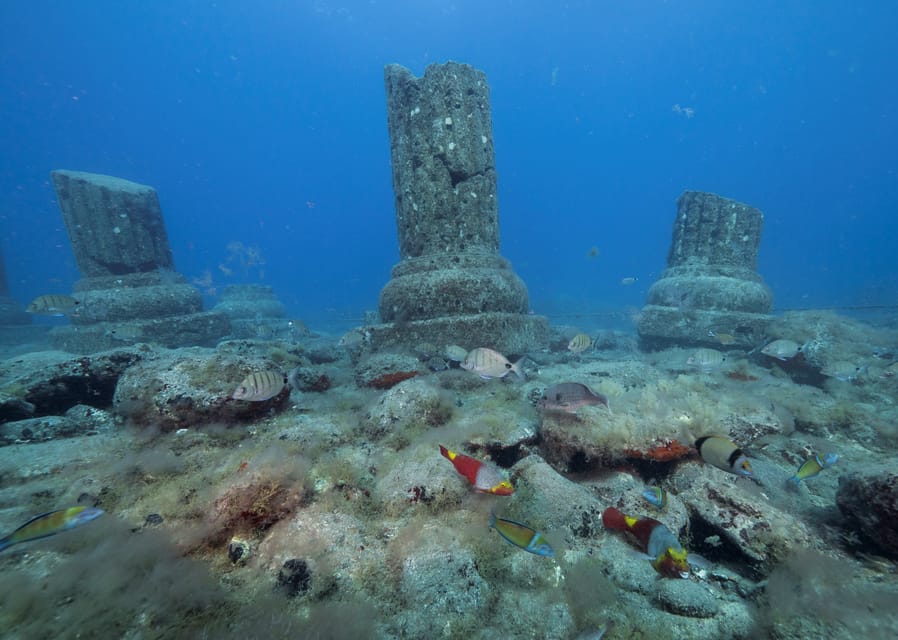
[365,377,452,437]
[113,347,290,431]
[837,468,898,559]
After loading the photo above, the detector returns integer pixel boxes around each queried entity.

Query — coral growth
[202,479,308,548]
[624,439,693,462]
[366,370,419,389]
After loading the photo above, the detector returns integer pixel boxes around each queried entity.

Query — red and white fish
[439,445,514,496]
[602,507,691,579]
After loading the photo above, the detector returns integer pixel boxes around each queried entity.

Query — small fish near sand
[439,445,513,496]
[760,339,803,361]
[489,511,554,557]
[602,507,690,578]
[687,348,727,373]
[0,506,104,552]
[695,435,753,477]
[538,382,610,413]
[567,333,593,354]
[788,452,839,485]
[26,294,80,316]
[708,330,736,346]
[231,370,287,401]
[461,347,524,380]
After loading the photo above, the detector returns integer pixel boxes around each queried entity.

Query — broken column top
[384,61,499,259]
[667,191,764,271]
[51,169,174,277]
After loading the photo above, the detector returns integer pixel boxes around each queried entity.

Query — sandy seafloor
[1,309,897,640]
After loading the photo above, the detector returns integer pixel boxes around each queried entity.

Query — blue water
[2,1,896,329]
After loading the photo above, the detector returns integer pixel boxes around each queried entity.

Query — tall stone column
[371,62,547,353]
[48,170,230,351]
[637,191,773,349]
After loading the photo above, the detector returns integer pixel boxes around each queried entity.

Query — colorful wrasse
[489,511,554,557]
[439,445,513,496]
[789,452,839,484]
[0,506,104,551]
[642,486,667,510]
[602,507,689,578]
[695,435,753,477]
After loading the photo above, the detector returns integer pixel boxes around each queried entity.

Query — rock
[277,558,312,597]
[113,348,291,431]
[287,366,332,392]
[354,352,422,389]
[365,378,452,436]
[0,415,80,444]
[0,347,146,417]
[654,580,720,618]
[837,470,898,558]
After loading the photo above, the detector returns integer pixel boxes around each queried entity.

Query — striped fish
[26,294,80,316]
[0,506,104,551]
[567,333,592,354]
[232,370,287,401]
[489,511,554,557]
[461,348,524,380]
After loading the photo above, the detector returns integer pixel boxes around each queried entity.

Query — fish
[461,347,524,380]
[567,333,593,354]
[881,362,898,378]
[708,330,736,346]
[489,511,554,557]
[231,370,287,401]
[789,453,839,485]
[439,445,513,496]
[695,435,753,477]
[587,246,600,259]
[642,486,667,510]
[602,507,689,578]
[443,344,468,362]
[538,382,609,413]
[620,277,638,285]
[821,361,868,383]
[26,294,80,316]
[687,348,727,372]
[0,506,104,551]
[761,339,802,361]
[338,327,369,348]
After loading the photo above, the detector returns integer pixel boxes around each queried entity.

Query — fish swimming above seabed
[439,445,514,496]
[489,511,554,557]
[602,507,691,578]
[461,347,524,380]
[760,339,803,361]
[687,348,727,373]
[538,382,610,413]
[695,435,753,477]
[0,506,104,551]
[26,294,80,316]
[567,333,592,354]
[232,370,287,401]
[789,452,839,485]
[642,486,668,510]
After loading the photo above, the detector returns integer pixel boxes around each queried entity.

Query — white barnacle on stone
[119,213,127,218]
[444,116,453,125]
[113,226,121,234]
[481,135,487,144]
[741,234,749,241]
[448,142,456,151]
[469,192,477,199]
[410,106,421,116]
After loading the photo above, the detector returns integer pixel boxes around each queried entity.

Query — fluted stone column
[638,191,773,349]
[48,170,230,351]
[371,62,547,353]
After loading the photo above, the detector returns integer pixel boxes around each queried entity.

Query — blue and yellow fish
[642,486,667,510]
[489,511,554,557]
[789,453,839,485]
[0,506,104,551]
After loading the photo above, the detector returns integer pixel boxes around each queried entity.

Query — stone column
[371,62,547,353]
[48,170,229,351]
[637,191,773,349]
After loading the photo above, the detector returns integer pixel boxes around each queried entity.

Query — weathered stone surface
[213,284,289,340]
[837,469,898,558]
[0,347,147,418]
[51,170,174,277]
[638,192,773,350]
[373,62,547,353]
[50,171,231,352]
[113,348,290,431]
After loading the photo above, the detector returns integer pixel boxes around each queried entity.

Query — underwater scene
[1,2,897,639]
